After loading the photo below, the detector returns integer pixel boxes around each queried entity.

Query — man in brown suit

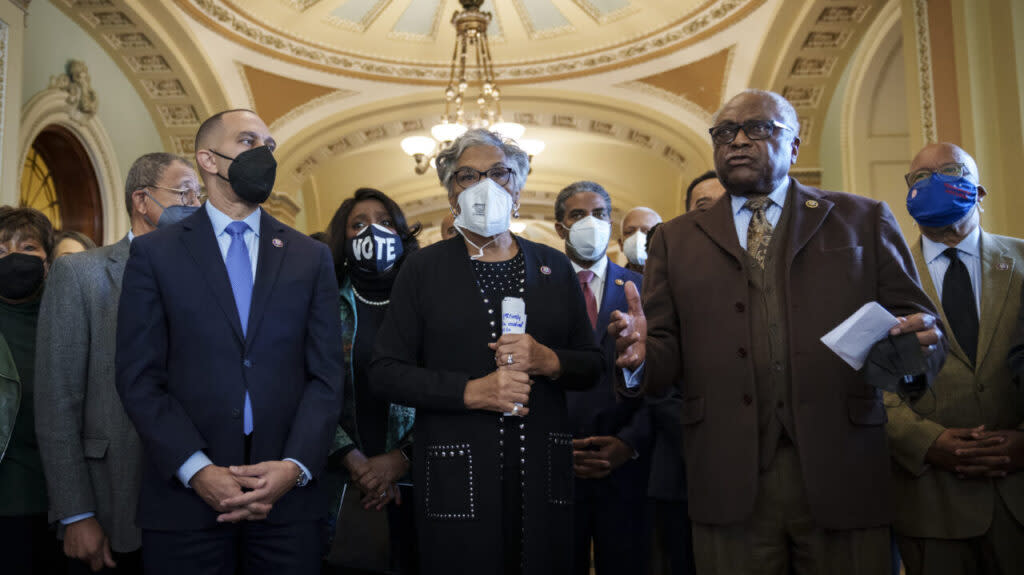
[888,143,1024,574]
[610,90,946,574]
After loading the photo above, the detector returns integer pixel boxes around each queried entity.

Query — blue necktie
[225,221,254,435]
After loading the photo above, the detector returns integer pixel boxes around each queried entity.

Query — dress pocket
[424,443,476,520]
[546,432,573,505]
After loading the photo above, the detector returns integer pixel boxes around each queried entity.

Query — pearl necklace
[351,285,389,307]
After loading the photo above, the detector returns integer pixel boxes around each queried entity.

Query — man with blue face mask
[34,153,197,574]
[889,142,1024,574]
[554,181,652,575]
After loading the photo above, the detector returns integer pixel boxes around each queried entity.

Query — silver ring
[379,491,387,499]
[506,353,513,365]
[511,403,520,415]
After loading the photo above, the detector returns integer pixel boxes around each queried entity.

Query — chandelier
[400,0,544,174]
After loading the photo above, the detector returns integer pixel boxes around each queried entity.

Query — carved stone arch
[20,86,125,244]
[840,1,913,232]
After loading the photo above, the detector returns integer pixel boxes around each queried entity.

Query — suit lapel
[105,236,131,288]
[912,238,971,366]
[976,231,1013,370]
[784,182,834,268]
[596,263,626,345]
[246,211,287,348]
[181,208,245,344]
[694,192,745,265]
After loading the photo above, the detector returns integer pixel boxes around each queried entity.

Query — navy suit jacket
[116,207,343,530]
[567,260,651,501]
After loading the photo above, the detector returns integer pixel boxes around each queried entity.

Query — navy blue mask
[346,224,403,274]
[906,173,978,228]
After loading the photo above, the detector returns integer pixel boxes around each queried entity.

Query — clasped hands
[343,448,409,511]
[190,460,299,523]
[463,334,560,415]
[927,425,1024,478]
[573,436,634,479]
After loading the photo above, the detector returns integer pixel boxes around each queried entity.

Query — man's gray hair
[555,181,612,222]
[714,89,801,138]
[436,129,530,196]
[124,152,191,216]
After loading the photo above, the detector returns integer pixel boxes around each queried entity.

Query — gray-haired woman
[371,129,602,574]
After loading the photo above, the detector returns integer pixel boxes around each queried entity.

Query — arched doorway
[19,124,104,243]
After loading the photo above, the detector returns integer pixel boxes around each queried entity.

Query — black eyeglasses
[708,120,793,145]
[904,162,971,187]
[452,166,515,189]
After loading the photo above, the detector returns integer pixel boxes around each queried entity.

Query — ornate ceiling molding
[51,0,229,157]
[173,0,765,84]
[283,108,691,192]
[749,0,889,168]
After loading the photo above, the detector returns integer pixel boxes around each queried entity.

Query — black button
[232,409,241,418]
[977,384,985,392]
[776,400,785,408]
[742,394,753,406]
[243,359,252,367]
[774,362,783,372]
[735,302,745,312]
[737,347,748,358]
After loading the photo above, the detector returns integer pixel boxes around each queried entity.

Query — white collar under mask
[453,178,515,258]
[566,215,612,262]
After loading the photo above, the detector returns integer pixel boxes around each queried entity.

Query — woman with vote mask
[323,188,419,574]
[371,130,601,575]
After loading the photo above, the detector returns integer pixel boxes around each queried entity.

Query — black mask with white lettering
[211,146,277,204]
[344,224,404,299]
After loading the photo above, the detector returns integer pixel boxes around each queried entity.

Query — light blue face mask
[146,191,200,228]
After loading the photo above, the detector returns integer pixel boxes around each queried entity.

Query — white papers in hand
[820,301,900,370]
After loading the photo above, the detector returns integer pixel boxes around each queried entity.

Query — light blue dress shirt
[730,177,791,248]
[176,202,309,488]
[921,226,982,316]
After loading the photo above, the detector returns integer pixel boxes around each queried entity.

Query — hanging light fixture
[401,0,542,174]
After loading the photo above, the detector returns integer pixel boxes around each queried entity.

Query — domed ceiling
[174,0,760,83]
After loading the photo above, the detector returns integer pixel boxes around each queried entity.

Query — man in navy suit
[116,109,343,574]
[555,181,651,575]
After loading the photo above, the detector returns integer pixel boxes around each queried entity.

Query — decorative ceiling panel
[175,0,761,83]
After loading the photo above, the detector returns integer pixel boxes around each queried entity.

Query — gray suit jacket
[886,231,1024,539]
[34,237,143,552]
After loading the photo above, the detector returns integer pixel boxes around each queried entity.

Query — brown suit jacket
[885,231,1024,539]
[640,178,944,529]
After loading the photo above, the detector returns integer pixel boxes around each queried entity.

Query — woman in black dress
[371,129,602,574]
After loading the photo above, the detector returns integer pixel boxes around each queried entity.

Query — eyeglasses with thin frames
[904,162,971,188]
[145,185,204,206]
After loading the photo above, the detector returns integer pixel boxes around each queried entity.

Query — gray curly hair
[436,129,531,197]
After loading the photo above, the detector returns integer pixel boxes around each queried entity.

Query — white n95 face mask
[453,178,514,238]
[567,216,612,262]
[622,231,647,266]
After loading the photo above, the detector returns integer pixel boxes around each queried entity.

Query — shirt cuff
[623,363,645,389]
[177,451,214,488]
[284,458,311,487]
[60,512,95,526]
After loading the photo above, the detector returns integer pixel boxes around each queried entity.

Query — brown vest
[743,195,797,470]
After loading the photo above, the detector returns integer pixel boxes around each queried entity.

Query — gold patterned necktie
[745,195,774,267]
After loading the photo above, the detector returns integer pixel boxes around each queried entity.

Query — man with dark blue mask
[115,109,343,575]
[35,153,197,574]
[889,142,1024,574]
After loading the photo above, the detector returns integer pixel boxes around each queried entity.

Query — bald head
[908,143,980,186]
[620,207,661,240]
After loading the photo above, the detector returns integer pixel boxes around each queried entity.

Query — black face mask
[211,146,277,204]
[0,253,46,301]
